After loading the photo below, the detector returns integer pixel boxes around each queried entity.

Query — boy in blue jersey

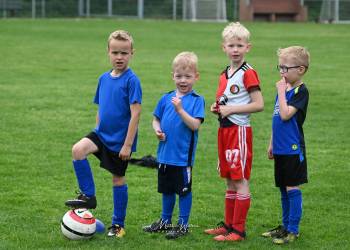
[143,51,205,239]
[262,46,310,244]
[65,30,142,238]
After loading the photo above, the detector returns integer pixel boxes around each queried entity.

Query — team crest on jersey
[292,144,298,150]
[217,94,228,105]
[230,84,240,94]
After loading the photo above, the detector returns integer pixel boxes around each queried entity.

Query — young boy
[204,22,264,242]
[65,30,142,238]
[143,52,205,240]
[262,46,310,245]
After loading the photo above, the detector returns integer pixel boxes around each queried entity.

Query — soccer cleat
[165,225,189,239]
[143,219,172,233]
[204,221,230,235]
[65,192,97,209]
[261,225,286,238]
[107,224,126,238]
[273,232,299,245]
[213,228,246,242]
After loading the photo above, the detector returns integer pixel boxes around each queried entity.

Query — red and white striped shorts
[217,125,253,180]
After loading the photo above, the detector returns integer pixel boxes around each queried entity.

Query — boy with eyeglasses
[262,46,310,245]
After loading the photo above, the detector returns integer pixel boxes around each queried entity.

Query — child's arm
[276,77,298,121]
[218,90,264,118]
[267,133,273,159]
[172,97,202,131]
[152,117,166,141]
[119,103,142,161]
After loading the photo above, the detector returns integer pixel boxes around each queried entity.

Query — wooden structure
[239,0,308,22]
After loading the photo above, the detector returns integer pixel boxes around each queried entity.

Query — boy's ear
[246,43,252,52]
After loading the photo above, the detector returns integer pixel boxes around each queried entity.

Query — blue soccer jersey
[154,90,205,167]
[272,84,309,157]
[94,68,142,153]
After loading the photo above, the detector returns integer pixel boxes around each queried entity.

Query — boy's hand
[119,145,131,161]
[155,129,166,141]
[171,97,183,112]
[217,105,232,118]
[276,77,288,92]
[210,102,219,114]
[267,144,274,160]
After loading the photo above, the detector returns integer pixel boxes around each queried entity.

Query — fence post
[173,0,177,20]
[108,0,112,17]
[138,0,144,19]
[86,0,90,17]
[41,0,45,18]
[32,0,36,19]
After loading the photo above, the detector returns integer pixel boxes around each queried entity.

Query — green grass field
[1,19,350,249]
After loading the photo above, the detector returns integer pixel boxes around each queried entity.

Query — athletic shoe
[204,221,230,235]
[213,228,246,242]
[65,192,97,209]
[261,225,286,238]
[107,224,126,238]
[165,225,189,239]
[143,219,172,233]
[273,232,299,245]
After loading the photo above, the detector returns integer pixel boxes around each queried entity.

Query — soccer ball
[61,208,96,240]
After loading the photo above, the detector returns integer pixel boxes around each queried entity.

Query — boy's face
[172,66,199,95]
[222,37,251,65]
[108,39,133,74]
[278,56,305,84]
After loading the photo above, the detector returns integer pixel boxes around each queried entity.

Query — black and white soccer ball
[61,208,96,240]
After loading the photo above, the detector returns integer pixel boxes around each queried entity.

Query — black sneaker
[65,192,97,209]
[261,225,287,238]
[143,219,172,233]
[165,225,189,239]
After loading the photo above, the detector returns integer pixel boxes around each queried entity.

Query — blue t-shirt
[272,84,309,158]
[154,90,205,167]
[94,68,142,153]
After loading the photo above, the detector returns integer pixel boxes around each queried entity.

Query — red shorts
[217,125,253,180]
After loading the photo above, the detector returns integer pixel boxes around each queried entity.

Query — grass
[0,19,350,249]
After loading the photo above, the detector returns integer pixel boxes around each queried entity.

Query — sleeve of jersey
[153,95,166,120]
[216,73,227,99]
[93,78,101,105]
[288,87,309,112]
[243,69,260,92]
[193,96,205,123]
[128,76,142,104]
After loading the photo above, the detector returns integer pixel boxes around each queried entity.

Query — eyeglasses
[277,65,307,73]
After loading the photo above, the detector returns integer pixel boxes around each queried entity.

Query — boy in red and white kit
[205,22,264,242]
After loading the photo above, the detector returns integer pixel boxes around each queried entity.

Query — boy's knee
[72,144,86,160]
[112,176,126,186]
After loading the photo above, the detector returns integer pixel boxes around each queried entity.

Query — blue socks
[179,192,192,227]
[280,188,302,234]
[287,189,302,234]
[161,193,176,224]
[160,192,192,227]
[73,159,95,197]
[280,187,289,229]
[112,184,128,228]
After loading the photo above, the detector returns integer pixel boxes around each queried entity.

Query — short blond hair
[278,46,310,69]
[222,22,250,42]
[172,51,198,72]
[108,30,134,49]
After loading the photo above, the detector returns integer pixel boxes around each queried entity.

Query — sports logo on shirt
[217,94,228,105]
[292,144,298,150]
[230,84,240,94]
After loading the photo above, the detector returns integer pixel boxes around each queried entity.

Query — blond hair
[108,30,134,49]
[172,51,198,72]
[278,46,310,70]
[222,22,250,42]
